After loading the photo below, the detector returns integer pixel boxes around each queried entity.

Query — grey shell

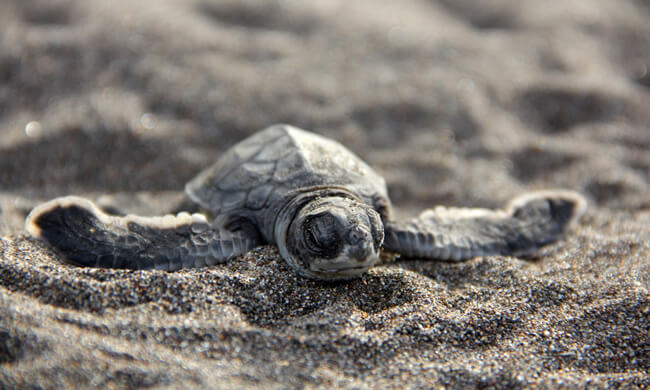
[185,124,390,220]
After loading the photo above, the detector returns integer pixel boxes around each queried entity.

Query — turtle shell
[185,124,390,219]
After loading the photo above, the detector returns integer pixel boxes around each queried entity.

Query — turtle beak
[346,225,377,262]
[349,242,374,263]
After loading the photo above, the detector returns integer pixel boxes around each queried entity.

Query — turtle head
[276,196,384,280]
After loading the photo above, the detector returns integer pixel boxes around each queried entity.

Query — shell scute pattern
[245,183,275,210]
[220,190,247,209]
[290,129,374,186]
[272,150,307,183]
[184,127,293,213]
[230,135,267,164]
[188,124,389,216]
[219,160,277,191]
[253,133,295,162]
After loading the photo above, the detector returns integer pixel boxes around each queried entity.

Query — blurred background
[1,0,649,233]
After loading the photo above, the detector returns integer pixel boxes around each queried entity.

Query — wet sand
[1,0,649,388]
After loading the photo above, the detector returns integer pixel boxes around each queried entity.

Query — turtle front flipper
[383,190,586,261]
[25,196,261,271]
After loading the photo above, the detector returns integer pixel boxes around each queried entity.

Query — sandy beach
[1,0,649,388]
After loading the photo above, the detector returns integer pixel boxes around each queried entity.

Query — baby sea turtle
[26,124,586,280]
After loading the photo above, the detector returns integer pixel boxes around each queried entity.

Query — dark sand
[1,0,649,388]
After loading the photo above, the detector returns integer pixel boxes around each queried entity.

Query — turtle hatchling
[26,124,586,280]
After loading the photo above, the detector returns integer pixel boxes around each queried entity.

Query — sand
[1,0,649,388]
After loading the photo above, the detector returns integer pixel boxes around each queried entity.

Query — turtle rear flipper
[25,196,260,271]
[383,191,586,260]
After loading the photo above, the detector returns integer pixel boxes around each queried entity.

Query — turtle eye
[304,213,338,253]
[368,211,384,251]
